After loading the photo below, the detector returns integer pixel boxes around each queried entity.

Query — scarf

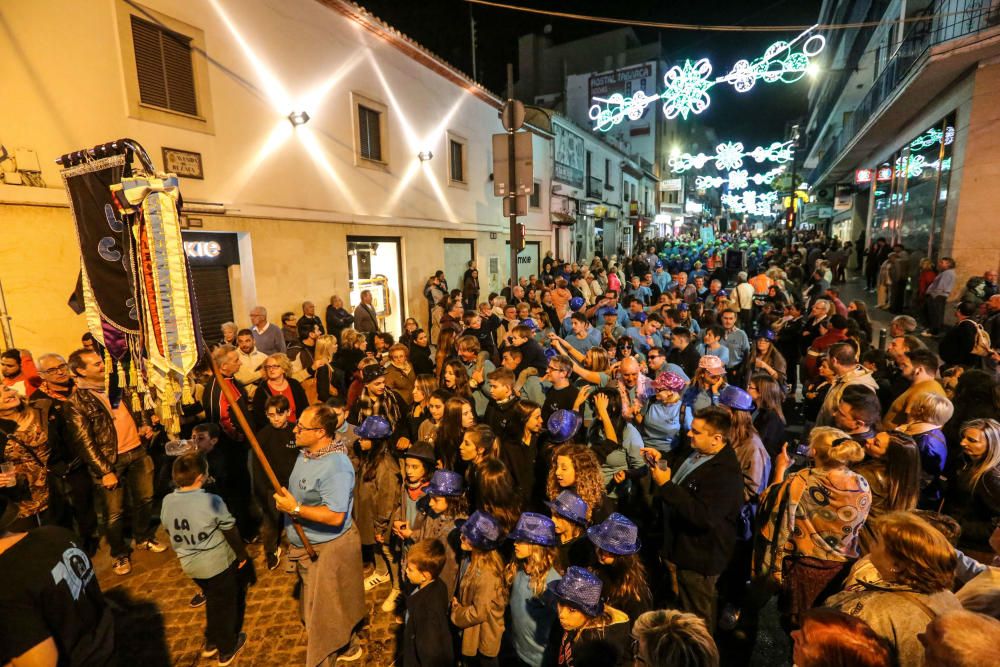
[38,381,72,402]
[352,386,403,429]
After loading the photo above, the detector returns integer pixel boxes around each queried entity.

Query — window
[130,16,197,115]
[359,106,382,162]
[585,151,593,182]
[604,158,611,183]
[448,133,467,186]
[530,181,541,209]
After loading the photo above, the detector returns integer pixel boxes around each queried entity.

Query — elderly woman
[0,385,51,530]
[826,512,963,666]
[251,353,308,423]
[755,426,871,629]
[384,343,416,405]
[219,321,238,347]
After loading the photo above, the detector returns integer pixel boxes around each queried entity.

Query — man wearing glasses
[29,354,98,556]
[541,355,578,422]
[273,404,366,664]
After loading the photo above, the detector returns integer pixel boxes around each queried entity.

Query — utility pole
[469,6,477,82]
[506,63,519,289]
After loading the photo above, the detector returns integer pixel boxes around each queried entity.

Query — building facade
[0,0,555,354]
[803,0,1000,285]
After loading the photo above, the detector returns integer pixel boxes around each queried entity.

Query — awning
[551,212,576,226]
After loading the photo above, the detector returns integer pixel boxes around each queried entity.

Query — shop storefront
[347,237,404,337]
[865,113,956,260]
[182,231,240,344]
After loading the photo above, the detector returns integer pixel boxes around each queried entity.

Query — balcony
[587,176,603,199]
[809,0,999,185]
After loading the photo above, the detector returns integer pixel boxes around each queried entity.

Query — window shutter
[450,140,463,182]
[131,15,197,115]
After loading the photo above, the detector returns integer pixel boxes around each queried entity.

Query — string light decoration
[721,190,779,216]
[670,140,794,173]
[695,166,785,190]
[909,125,955,152]
[589,27,825,129]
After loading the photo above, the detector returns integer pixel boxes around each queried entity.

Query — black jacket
[666,344,701,379]
[658,444,744,575]
[325,306,354,337]
[202,376,253,439]
[64,388,147,478]
[402,578,454,667]
[939,319,980,367]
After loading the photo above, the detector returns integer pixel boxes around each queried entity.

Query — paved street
[96,532,399,666]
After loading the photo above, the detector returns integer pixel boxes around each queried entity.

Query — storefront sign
[554,124,585,189]
[876,166,894,182]
[181,232,240,265]
[659,178,682,191]
[854,168,874,184]
[588,62,655,99]
[162,147,204,179]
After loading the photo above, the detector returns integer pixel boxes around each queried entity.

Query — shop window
[448,133,467,186]
[131,15,197,115]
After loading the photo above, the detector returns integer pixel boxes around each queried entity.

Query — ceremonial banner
[61,155,139,359]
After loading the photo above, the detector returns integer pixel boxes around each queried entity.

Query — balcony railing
[809,0,998,184]
[587,176,603,198]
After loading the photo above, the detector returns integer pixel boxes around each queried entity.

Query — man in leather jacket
[63,348,163,575]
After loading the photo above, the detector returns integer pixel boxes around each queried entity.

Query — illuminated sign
[855,169,874,184]
[184,241,221,259]
[695,166,785,190]
[876,166,894,182]
[589,28,825,129]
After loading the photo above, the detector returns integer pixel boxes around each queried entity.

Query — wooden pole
[206,351,317,560]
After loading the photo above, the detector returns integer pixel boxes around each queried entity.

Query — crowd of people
[2,231,1000,667]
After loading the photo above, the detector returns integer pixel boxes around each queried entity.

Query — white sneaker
[380,587,402,613]
[364,570,391,591]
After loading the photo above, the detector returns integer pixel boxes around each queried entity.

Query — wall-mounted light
[418,151,434,162]
[287,111,311,126]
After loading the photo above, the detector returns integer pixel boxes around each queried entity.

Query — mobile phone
[794,440,811,457]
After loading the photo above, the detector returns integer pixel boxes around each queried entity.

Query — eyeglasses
[293,422,324,432]
[263,364,281,370]
[40,364,69,374]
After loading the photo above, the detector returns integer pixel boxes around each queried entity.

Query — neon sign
[669,141,794,173]
[184,241,221,259]
[589,28,825,129]
[855,169,874,184]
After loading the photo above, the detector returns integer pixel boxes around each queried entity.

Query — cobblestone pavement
[96,530,401,667]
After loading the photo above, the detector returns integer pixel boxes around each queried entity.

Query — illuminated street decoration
[695,166,785,190]
[721,190,778,216]
[909,126,955,151]
[589,28,825,129]
[893,154,953,179]
[670,141,794,173]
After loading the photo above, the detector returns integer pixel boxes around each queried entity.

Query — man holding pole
[273,404,366,665]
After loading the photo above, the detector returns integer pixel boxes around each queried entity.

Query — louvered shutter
[189,265,234,345]
[359,106,382,161]
[131,15,197,115]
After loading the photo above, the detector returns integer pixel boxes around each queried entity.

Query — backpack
[970,320,992,357]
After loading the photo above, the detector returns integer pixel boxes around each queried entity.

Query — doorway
[443,238,475,296]
[346,237,404,338]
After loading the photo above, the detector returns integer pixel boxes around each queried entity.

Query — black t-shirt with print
[542,384,580,423]
[0,526,114,665]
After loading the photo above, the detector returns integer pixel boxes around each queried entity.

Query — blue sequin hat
[354,415,392,439]
[545,490,590,526]
[460,510,503,550]
[547,409,582,444]
[425,470,464,497]
[719,385,755,412]
[586,512,640,555]
[546,566,605,617]
[508,512,558,547]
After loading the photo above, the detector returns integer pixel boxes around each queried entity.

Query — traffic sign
[500,100,525,131]
[492,132,533,197]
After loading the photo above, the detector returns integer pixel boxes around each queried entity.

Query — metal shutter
[189,265,234,346]
[131,15,198,115]
[358,106,381,161]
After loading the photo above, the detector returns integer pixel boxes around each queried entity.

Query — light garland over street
[589,27,825,130]
[669,140,795,173]
[694,166,786,190]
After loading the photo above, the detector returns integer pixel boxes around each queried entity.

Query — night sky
[357,0,824,146]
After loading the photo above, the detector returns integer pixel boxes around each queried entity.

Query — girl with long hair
[353,417,401,593]
[558,345,614,388]
[587,513,652,626]
[434,329,458,377]
[586,389,645,503]
[334,327,367,377]
[402,374,438,448]
[472,457,522,534]
[435,396,475,470]
[507,513,562,666]
[452,511,509,665]
[548,490,592,573]
[407,328,435,375]
[417,388,449,444]
[547,444,613,525]
[847,300,874,347]
[500,400,544,503]
[719,387,770,507]
[853,430,921,550]
[745,331,787,388]
[440,358,473,403]
[943,418,1000,551]
[313,334,346,401]
[748,372,787,458]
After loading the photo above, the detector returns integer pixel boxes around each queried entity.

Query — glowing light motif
[590,28,825,130]
[695,166,785,190]
[721,190,778,216]
[670,141,794,173]
[909,126,955,151]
